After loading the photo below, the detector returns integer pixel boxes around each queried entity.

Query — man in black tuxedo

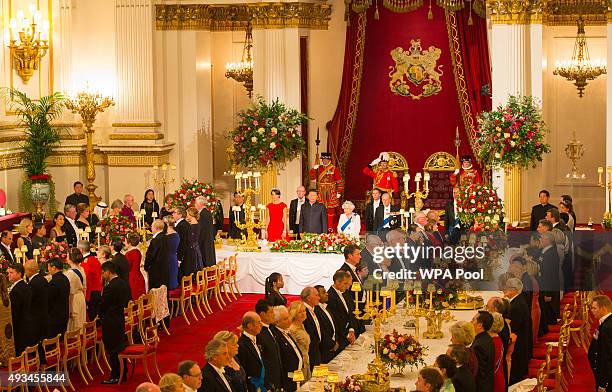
[503,278,532,384]
[255,299,283,391]
[288,186,307,239]
[360,234,384,277]
[471,310,495,392]
[47,258,70,339]
[201,339,233,392]
[315,285,338,363]
[445,187,463,245]
[65,181,89,208]
[228,192,247,240]
[195,196,217,267]
[62,204,79,247]
[299,189,328,234]
[300,286,322,370]
[173,207,195,278]
[99,261,131,384]
[546,207,572,291]
[144,220,170,290]
[7,263,31,355]
[327,270,357,351]
[112,241,130,291]
[237,312,265,392]
[426,210,445,244]
[364,188,382,233]
[529,190,554,231]
[447,344,476,392]
[373,192,400,239]
[25,259,48,348]
[0,230,14,263]
[213,200,224,234]
[272,305,304,391]
[588,295,612,392]
[538,232,561,329]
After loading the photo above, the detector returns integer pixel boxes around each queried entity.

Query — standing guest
[7,263,31,355]
[588,295,612,392]
[264,272,287,306]
[299,189,328,235]
[213,199,224,235]
[445,187,463,245]
[237,311,265,392]
[449,321,478,377]
[109,200,123,217]
[471,311,495,392]
[538,232,561,329]
[97,245,112,264]
[315,285,339,363]
[425,219,443,247]
[340,244,363,304]
[265,188,288,242]
[63,204,79,247]
[31,222,48,250]
[79,240,102,322]
[158,373,184,392]
[65,181,89,207]
[25,259,48,349]
[360,235,384,278]
[558,200,575,231]
[47,258,70,338]
[136,382,161,392]
[99,261,131,385]
[173,207,194,279]
[112,241,131,297]
[121,194,136,221]
[195,196,216,267]
[487,313,506,392]
[214,331,248,392]
[301,286,322,370]
[255,299,283,391]
[93,202,108,222]
[140,189,160,227]
[289,185,307,239]
[272,305,304,392]
[177,360,202,392]
[186,207,204,270]
[163,215,180,290]
[485,297,511,382]
[201,339,233,392]
[327,270,357,351]
[415,367,444,392]
[145,220,170,290]
[228,191,246,240]
[125,233,146,300]
[427,210,445,245]
[288,300,312,380]
[337,201,361,236]
[364,188,382,233]
[560,194,577,225]
[49,212,67,243]
[16,218,34,260]
[0,231,14,263]
[373,192,400,237]
[447,344,476,392]
[65,248,87,331]
[434,354,457,392]
[160,194,174,219]
[75,203,94,241]
[529,190,554,231]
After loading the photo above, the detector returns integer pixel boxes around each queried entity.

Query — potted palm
[4,89,66,218]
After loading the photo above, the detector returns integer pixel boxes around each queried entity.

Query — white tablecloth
[216,245,345,295]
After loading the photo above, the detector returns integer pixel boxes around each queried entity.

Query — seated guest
[25,259,48,348]
[471,311,495,392]
[177,360,202,392]
[158,373,183,392]
[300,286,322,370]
[63,204,79,247]
[264,272,287,306]
[201,340,233,392]
[109,199,123,217]
[449,321,478,377]
[0,231,14,263]
[79,240,102,321]
[16,218,34,260]
[228,191,246,240]
[31,222,48,250]
[140,189,160,227]
[272,306,304,391]
[49,213,66,243]
[237,311,264,392]
[503,278,531,384]
[125,233,146,300]
[337,201,361,236]
[160,194,174,219]
[434,354,457,392]
[488,313,506,392]
[47,258,70,338]
[314,285,338,363]
[327,270,357,351]
[299,189,328,234]
[7,263,32,355]
[288,301,311,380]
[121,194,136,221]
[255,299,282,391]
[214,331,247,392]
[415,367,444,392]
[447,344,476,392]
[65,181,89,207]
[144,219,170,290]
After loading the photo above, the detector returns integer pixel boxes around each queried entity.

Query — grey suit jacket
[299,201,328,234]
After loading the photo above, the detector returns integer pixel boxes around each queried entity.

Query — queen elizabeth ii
[337,200,361,236]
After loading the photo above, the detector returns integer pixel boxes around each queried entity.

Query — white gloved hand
[370,158,381,166]
[313,164,320,170]
[453,169,460,175]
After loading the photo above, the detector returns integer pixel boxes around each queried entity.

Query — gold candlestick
[402,171,430,212]
[152,163,176,198]
[598,166,612,224]
[234,173,265,252]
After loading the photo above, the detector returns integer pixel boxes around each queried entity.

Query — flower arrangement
[97,215,137,245]
[227,97,308,169]
[457,183,504,231]
[405,282,458,310]
[270,233,361,254]
[332,376,363,391]
[378,330,427,373]
[41,242,70,261]
[0,255,8,277]
[172,179,218,213]
[476,95,551,169]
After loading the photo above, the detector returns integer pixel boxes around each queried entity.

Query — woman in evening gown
[163,215,180,291]
[214,331,248,392]
[288,301,312,381]
[186,207,204,270]
[49,212,67,243]
[266,188,287,242]
[65,248,87,331]
[125,233,146,299]
[489,312,506,392]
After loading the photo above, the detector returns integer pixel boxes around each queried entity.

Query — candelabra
[402,171,430,212]
[309,365,341,392]
[152,163,176,198]
[565,131,585,180]
[135,210,151,251]
[404,282,426,338]
[65,91,115,210]
[422,284,454,339]
[233,171,265,251]
[8,5,50,84]
[597,166,612,223]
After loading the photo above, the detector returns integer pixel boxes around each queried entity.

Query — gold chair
[118,326,161,385]
[62,329,88,388]
[191,270,207,318]
[169,274,198,325]
[204,265,225,311]
[228,254,241,297]
[82,319,105,380]
[0,351,26,392]
[217,259,233,303]
[40,334,66,392]
[23,345,43,392]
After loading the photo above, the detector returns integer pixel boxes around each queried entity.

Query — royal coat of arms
[389,39,444,100]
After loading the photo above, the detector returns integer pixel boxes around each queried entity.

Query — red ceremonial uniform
[449,167,482,189]
[309,163,344,231]
[362,166,399,195]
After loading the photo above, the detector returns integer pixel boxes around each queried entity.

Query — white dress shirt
[295,198,305,225]
[383,205,392,228]
[242,331,262,359]
[372,200,380,219]
[332,286,354,334]
[210,363,232,391]
[303,302,321,339]
[175,217,184,226]
[183,384,196,392]
[317,303,336,339]
[66,217,79,233]
[279,327,303,371]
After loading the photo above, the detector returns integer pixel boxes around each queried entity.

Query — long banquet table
[216,244,345,295]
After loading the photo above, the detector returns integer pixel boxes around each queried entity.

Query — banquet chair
[118,326,161,385]
[532,362,548,392]
[147,287,171,336]
[169,274,198,325]
[81,318,105,380]
[137,294,157,338]
[40,334,67,392]
[220,258,237,301]
[228,254,241,297]
[191,270,208,318]
[124,302,137,345]
[23,344,43,392]
[204,265,225,311]
[62,329,88,389]
[0,351,26,392]
[216,261,232,303]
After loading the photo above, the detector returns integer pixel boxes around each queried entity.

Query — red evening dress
[492,335,506,392]
[266,202,287,242]
[125,248,146,299]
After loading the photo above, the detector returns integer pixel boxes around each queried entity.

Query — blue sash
[340,216,353,232]
[71,268,84,286]
[250,362,266,392]
[377,215,393,231]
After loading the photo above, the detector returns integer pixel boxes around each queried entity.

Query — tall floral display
[227,97,308,170]
[476,95,550,169]
[456,183,504,231]
[172,179,218,213]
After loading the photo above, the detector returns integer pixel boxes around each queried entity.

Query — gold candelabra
[65,91,115,211]
[8,5,49,84]
[233,171,265,251]
[402,171,430,212]
[565,131,585,180]
[405,282,453,339]
[225,22,254,98]
[152,163,176,198]
[597,166,612,223]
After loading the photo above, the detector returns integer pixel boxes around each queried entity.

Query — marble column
[606,17,612,214]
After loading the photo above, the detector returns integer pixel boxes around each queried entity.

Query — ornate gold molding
[109,133,164,140]
[155,3,332,31]
[0,131,85,143]
[487,0,611,25]
[111,121,162,128]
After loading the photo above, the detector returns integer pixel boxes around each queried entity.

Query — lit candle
[20,245,28,253]
[33,248,40,263]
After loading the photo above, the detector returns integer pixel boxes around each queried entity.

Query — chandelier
[8,5,50,84]
[225,22,254,98]
[553,17,606,98]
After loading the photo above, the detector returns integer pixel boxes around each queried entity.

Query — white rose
[257,127,265,134]
[510,141,516,147]
[493,214,500,221]
[495,153,501,159]
[251,136,257,142]
[504,133,510,138]
[470,199,476,204]
[270,142,276,149]
[489,197,493,201]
